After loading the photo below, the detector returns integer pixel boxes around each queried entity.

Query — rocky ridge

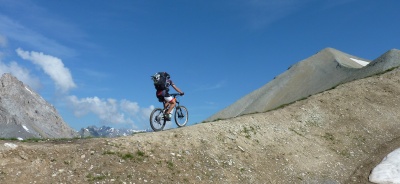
[206,48,400,122]
[0,73,78,139]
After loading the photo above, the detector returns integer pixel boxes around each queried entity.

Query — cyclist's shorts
[156,90,173,102]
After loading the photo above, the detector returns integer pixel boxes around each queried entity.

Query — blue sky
[0,0,399,131]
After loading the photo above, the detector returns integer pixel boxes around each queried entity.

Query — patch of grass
[103,150,147,162]
[121,153,134,160]
[166,160,174,170]
[242,126,257,139]
[322,133,335,141]
[269,101,297,112]
[23,138,43,142]
[86,173,106,181]
[0,137,18,141]
[102,150,116,155]
[136,150,145,157]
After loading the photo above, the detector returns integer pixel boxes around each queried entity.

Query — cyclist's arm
[171,84,183,94]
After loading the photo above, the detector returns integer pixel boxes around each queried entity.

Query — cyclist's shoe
[165,113,172,121]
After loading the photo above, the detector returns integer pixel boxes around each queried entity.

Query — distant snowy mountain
[79,125,148,138]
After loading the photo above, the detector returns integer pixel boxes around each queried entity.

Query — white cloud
[67,96,129,124]
[66,95,155,127]
[67,95,154,124]
[16,48,76,93]
[120,99,140,116]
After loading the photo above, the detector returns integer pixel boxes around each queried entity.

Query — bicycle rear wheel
[150,108,166,131]
[174,106,188,127]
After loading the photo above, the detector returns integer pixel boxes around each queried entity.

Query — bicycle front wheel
[150,108,166,131]
[174,106,188,127]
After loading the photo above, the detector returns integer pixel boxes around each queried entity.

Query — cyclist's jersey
[156,79,174,97]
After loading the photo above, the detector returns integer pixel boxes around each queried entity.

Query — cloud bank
[0,44,152,129]
[16,48,76,93]
[67,96,154,128]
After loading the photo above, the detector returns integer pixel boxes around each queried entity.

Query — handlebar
[170,93,184,97]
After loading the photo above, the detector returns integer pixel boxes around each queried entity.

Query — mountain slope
[206,48,400,122]
[1,66,400,183]
[0,73,78,139]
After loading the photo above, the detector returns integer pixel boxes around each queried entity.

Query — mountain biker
[152,72,184,121]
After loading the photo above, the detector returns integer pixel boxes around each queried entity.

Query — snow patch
[4,143,18,149]
[22,125,30,132]
[369,148,400,183]
[25,86,33,94]
[350,58,369,66]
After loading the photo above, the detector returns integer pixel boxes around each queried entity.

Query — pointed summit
[206,48,400,122]
[0,73,78,139]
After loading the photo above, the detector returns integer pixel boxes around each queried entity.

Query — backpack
[152,72,170,90]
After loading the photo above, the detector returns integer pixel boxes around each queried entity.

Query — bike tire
[150,108,166,131]
[174,106,188,127]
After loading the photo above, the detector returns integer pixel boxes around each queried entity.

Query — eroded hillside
[1,68,400,183]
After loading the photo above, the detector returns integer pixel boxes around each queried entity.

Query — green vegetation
[166,160,174,170]
[86,173,106,182]
[121,153,134,160]
[102,150,116,155]
[322,133,335,141]
[241,126,257,139]
[103,150,147,162]
[0,137,19,141]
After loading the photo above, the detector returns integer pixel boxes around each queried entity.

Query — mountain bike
[149,93,189,131]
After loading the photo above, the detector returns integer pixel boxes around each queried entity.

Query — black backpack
[152,72,170,90]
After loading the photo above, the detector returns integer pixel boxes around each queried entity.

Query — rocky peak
[0,73,78,139]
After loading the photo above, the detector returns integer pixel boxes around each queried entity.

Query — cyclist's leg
[164,94,176,114]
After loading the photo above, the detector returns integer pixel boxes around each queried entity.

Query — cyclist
[152,72,184,120]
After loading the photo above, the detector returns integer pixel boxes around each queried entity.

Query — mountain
[79,125,147,138]
[206,47,400,122]
[1,62,400,183]
[0,73,78,139]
